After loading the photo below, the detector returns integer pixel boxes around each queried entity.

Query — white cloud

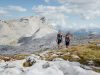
[32,3,100,30]
[32,5,57,13]
[32,5,71,13]
[81,10,100,20]
[8,6,27,12]
[0,10,8,16]
[32,4,100,20]
[59,0,100,19]
[32,5,70,30]
[0,6,27,16]
[43,0,100,20]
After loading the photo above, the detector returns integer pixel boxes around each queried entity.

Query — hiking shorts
[65,41,70,46]
[57,39,62,45]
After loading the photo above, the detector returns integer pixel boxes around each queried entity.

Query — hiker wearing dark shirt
[65,32,72,48]
[56,31,63,49]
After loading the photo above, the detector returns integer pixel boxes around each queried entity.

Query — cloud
[0,10,8,16]
[32,5,70,30]
[32,3,100,30]
[60,0,100,19]
[81,10,100,20]
[8,6,27,12]
[32,4,100,20]
[32,5,71,13]
[32,5,57,13]
[43,0,100,20]
[0,6,27,16]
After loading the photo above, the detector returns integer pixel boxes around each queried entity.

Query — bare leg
[58,44,60,49]
[58,44,62,49]
[60,43,63,49]
[66,45,68,48]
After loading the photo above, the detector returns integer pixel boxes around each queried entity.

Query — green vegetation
[38,40,100,73]
[0,54,29,61]
[94,69,100,73]
[40,44,100,66]
[23,61,35,67]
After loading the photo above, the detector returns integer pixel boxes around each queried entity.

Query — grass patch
[40,41,100,73]
[12,54,29,60]
[23,61,35,67]
[88,45,100,50]
[0,39,100,72]
[0,54,29,61]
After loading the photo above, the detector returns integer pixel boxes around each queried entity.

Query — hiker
[56,31,63,49]
[65,32,72,48]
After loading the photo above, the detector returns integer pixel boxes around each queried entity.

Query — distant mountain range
[73,28,100,36]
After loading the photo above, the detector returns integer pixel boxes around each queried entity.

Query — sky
[0,0,100,30]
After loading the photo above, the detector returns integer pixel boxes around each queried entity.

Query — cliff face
[0,16,57,54]
[0,16,57,46]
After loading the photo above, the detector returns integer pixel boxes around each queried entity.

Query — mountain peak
[0,16,57,45]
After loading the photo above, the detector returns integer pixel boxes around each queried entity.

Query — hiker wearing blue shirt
[56,31,63,49]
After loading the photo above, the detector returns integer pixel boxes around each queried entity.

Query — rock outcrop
[0,16,57,54]
[0,16,57,46]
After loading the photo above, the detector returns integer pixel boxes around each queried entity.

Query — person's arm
[56,38,58,42]
[61,34,63,42]
[56,35,58,42]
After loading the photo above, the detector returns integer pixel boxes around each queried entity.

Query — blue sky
[0,0,100,30]
[0,0,61,19]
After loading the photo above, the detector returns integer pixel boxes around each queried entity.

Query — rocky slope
[0,54,99,75]
[0,16,57,54]
[0,16,57,46]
